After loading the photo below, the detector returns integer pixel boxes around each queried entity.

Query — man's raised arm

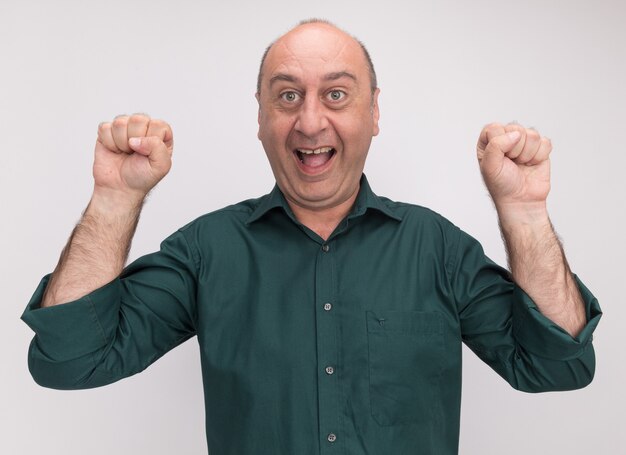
[42,114,173,307]
[476,123,587,337]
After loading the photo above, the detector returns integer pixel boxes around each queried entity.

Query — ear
[371,88,380,137]
[255,92,261,122]
[255,92,262,140]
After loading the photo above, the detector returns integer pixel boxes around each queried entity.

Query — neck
[287,186,360,241]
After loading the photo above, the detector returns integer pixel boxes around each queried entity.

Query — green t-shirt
[22,175,601,455]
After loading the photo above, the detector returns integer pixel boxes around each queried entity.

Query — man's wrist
[89,187,145,219]
[495,200,551,232]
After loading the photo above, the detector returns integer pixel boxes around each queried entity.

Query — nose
[294,96,329,138]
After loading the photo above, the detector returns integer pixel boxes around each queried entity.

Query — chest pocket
[367,310,444,426]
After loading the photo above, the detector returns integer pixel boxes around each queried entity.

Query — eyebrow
[268,71,357,88]
[324,71,357,82]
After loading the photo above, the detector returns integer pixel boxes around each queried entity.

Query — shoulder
[177,195,264,233]
[156,195,268,253]
[377,195,474,262]
[378,197,489,274]
[379,196,461,235]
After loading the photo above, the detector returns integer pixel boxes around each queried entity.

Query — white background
[1,0,624,453]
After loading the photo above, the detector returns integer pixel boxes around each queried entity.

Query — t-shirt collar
[245,174,402,225]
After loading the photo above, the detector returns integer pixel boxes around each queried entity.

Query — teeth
[297,146,333,155]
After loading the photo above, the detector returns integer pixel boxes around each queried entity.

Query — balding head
[256,19,377,97]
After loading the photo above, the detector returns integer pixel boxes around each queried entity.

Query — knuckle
[505,123,524,132]
[545,140,553,153]
[484,122,502,132]
[149,118,165,129]
[150,119,172,137]
[527,128,540,139]
[539,137,550,149]
[129,113,150,124]
[112,116,127,128]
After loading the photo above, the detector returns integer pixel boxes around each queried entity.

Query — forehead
[263,24,368,85]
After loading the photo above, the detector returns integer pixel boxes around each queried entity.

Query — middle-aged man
[22,19,601,455]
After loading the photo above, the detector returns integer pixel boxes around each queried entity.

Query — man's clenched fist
[477,122,552,210]
[94,114,173,200]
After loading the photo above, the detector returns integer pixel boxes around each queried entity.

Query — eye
[327,90,346,102]
[280,91,301,103]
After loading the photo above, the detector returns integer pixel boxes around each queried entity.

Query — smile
[294,146,336,169]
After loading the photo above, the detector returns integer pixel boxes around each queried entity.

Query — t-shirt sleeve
[511,275,601,360]
[448,226,602,392]
[21,229,198,390]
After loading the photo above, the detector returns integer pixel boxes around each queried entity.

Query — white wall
[2,0,624,453]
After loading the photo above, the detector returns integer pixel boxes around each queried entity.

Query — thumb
[480,131,522,178]
[488,130,522,155]
[128,136,172,175]
[128,136,150,156]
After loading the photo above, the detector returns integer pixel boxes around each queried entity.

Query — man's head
[256,19,380,214]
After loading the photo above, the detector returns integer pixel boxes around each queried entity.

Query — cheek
[333,103,376,134]
[335,117,372,145]
[259,113,293,143]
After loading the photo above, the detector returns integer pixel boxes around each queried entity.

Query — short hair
[256,19,378,96]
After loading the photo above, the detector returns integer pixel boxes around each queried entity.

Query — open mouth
[294,146,336,169]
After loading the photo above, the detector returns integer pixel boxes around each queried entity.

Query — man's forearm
[497,203,586,337]
[41,191,143,308]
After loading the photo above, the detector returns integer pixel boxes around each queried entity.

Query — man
[22,19,601,454]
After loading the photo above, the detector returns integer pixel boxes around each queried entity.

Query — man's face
[257,24,380,212]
